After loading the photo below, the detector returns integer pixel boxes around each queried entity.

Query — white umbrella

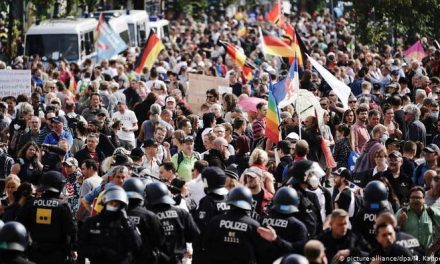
[292,89,325,128]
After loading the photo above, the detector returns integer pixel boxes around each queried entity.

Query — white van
[148,16,169,40]
[25,18,98,64]
[123,10,149,47]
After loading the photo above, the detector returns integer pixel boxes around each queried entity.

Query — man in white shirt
[187,160,208,207]
[112,99,138,150]
[142,139,160,178]
[79,159,102,198]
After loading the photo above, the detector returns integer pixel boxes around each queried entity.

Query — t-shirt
[80,175,102,197]
[113,110,138,141]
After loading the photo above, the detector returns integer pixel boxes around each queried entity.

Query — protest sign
[187,73,229,113]
[0,70,32,97]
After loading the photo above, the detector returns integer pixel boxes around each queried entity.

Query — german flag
[282,23,303,67]
[135,31,165,73]
[266,0,283,26]
[221,41,254,81]
[260,28,294,57]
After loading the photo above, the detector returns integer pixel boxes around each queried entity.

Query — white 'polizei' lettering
[33,199,59,207]
[156,210,178,220]
[219,220,248,232]
[262,218,288,228]
[216,202,230,211]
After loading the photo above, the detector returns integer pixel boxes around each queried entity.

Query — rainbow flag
[266,83,281,144]
[266,0,283,26]
[259,28,294,57]
[404,40,427,62]
[135,31,165,73]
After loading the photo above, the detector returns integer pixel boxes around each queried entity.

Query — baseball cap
[242,167,263,178]
[51,116,63,124]
[286,132,300,141]
[424,144,440,155]
[143,139,158,148]
[117,98,126,105]
[391,69,400,76]
[63,157,78,167]
[183,136,194,143]
[385,137,401,146]
[89,119,102,126]
[333,167,352,181]
[166,96,176,104]
[388,150,402,159]
[130,148,144,159]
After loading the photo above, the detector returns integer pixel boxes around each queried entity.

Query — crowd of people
[0,5,439,264]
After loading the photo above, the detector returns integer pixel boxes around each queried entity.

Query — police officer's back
[78,185,142,264]
[285,160,324,237]
[259,187,308,264]
[203,186,281,264]
[145,181,200,264]
[352,180,393,247]
[17,171,76,264]
[0,221,35,264]
[192,167,230,264]
[123,178,165,264]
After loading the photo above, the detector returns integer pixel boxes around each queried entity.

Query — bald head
[213,137,228,151]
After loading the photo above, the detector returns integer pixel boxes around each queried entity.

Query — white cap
[286,132,300,140]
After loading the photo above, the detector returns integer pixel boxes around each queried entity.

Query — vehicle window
[26,34,79,61]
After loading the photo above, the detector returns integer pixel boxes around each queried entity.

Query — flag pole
[258,27,267,61]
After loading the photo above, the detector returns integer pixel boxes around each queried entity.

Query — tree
[350,0,440,46]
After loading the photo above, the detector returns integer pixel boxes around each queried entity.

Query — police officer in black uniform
[285,160,323,238]
[203,186,285,264]
[192,167,230,264]
[123,178,165,264]
[145,181,200,264]
[352,180,393,247]
[0,221,35,264]
[259,187,308,264]
[17,171,77,264]
[78,185,142,264]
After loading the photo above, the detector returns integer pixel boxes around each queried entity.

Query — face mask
[432,112,439,120]
[106,204,119,212]
[381,134,389,144]
[308,175,320,190]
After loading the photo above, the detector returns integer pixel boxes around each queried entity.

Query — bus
[25,18,98,64]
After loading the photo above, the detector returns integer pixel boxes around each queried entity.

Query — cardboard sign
[187,73,229,114]
[0,70,32,97]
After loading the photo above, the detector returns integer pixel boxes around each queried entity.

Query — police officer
[352,180,393,247]
[17,171,77,264]
[259,187,308,264]
[203,186,284,264]
[123,178,165,264]
[285,160,323,237]
[192,167,230,264]
[0,221,35,264]
[78,185,142,264]
[145,181,200,264]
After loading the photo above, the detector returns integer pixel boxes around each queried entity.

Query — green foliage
[350,0,440,46]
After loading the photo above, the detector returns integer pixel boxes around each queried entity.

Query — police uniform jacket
[78,209,142,264]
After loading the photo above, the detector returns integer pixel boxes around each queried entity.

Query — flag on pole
[135,31,165,73]
[266,0,283,26]
[259,27,294,57]
[404,40,427,62]
[69,78,77,95]
[266,86,281,144]
[221,41,254,81]
[95,13,127,62]
[272,55,300,107]
[282,24,304,68]
[307,54,351,110]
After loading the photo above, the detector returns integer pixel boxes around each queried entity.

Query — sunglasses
[349,100,357,103]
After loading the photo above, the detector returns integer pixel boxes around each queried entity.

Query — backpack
[0,151,13,180]
[65,114,80,137]
[176,151,200,171]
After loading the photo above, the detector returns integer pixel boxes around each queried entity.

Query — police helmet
[272,187,300,214]
[202,167,228,195]
[123,178,145,200]
[364,180,388,204]
[287,160,325,185]
[0,221,28,252]
[145,182,175,205]
[273,254,309,264]
[227,186,253,210]
[38,171,66,193]
[101,185,129,207]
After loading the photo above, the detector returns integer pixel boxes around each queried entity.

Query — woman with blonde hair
[247,148,275,194]
[0,174,21,210]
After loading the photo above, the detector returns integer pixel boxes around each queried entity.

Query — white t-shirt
[187,175,205,207]
[80,175,103,198]
[113,109,138,141]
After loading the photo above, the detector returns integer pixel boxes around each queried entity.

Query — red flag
[266,0,283,26]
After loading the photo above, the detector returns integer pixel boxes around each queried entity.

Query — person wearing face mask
[306,171,332,225]
[284,160,324,238]
[353,124,388,174]
[78,185,142,264]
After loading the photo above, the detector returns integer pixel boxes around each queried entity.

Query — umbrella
[238,96,267,112]
[292,89,325,127]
